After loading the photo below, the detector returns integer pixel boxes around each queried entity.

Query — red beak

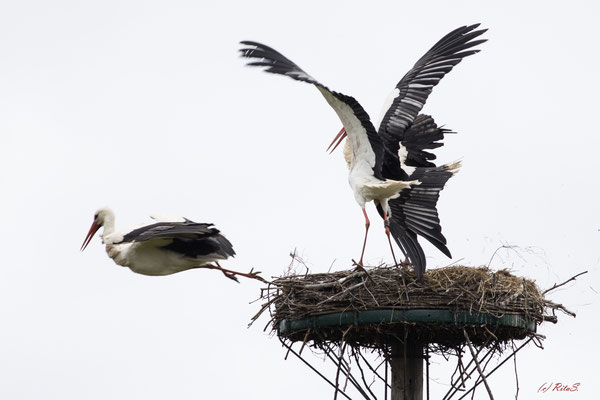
[81,221,100,251]
[326,127,347,154]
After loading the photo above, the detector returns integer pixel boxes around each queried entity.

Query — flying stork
[81,207,265,282]
[240,24,486,279]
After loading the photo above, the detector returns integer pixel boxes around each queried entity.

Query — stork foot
[196,263,268,283]
[235,267,268,284]
[220,269,240,283]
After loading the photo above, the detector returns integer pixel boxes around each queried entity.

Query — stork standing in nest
[81,207,264,282]
[240,24,486,279]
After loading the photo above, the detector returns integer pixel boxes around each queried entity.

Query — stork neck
[100,213,116,239]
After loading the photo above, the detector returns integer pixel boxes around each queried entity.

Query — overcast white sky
[1,1,598,399]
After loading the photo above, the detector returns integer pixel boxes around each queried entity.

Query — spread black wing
[240,40,385,179]
[379,24,486,178]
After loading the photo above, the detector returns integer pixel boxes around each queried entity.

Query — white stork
[81,207,264,282]
[240,24,486,279]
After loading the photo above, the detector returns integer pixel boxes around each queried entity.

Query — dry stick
[542,271,588,295]
[315,281,367,306]
[322,343,363,399]
[278,338,353,400]
[363,283,381,307]
[384,357,388,400]
[545,302,577,317]
[463,330,494,400]
[486,245,514,268]
[281,271,365,290]
[358,352,391,389]
[426,347,430,400]
[352,259,376,284]
[248,295,276,328]
[444,258,465,268]
[531,335,544,349]
[352,351,378,400]
[342,346,350,393]
[446,353,465,399]
[473,345,496,398]
[299,328,311,355]
[333,342,348,400]
[456,337,534,400]
[324,344,371,400]
[456,352,468,391]
[512,340,519,400]
[443,344,495,400]
[353,351,378,400]
[471,351,499,400]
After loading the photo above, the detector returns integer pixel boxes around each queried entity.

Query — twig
[331,341,363,400]
[299,329,311,355]
[358,352,391,389]
[444,258,465,268]
[426,347,430,400]
[443,346,495,400]
[324,344,372,400]
[544,300,577,317]
[487,245,517,268]
[463,330,494,400]
[248,294,276,328]
[472,345,496,400]
[512,340,519,400]
[276,271,365,289]
[279,338,353,400]
[316,281,366,307]
[351,260,376,284]
[352,350,377,400]
[542,271,588,295]
[328,259,337,273]
[456,352,468,390]
[384,357,388,400]
[456,337,534,400]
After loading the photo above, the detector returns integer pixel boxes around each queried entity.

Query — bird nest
[253,265,572,352]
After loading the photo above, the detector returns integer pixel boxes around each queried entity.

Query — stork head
[326,127,347,154]
[81,207,114,251]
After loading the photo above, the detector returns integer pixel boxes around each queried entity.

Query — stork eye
[94,213,99,220]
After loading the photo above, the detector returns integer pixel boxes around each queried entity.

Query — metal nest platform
[254,265,564,351]
[252,263,581,399]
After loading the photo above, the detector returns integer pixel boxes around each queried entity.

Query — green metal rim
[279,309,537,336]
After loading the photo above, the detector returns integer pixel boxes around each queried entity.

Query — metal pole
[391,339,423,400]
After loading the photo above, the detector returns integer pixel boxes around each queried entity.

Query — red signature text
[538,382,580,393]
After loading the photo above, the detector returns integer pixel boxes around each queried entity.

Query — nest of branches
[253,265,574,351]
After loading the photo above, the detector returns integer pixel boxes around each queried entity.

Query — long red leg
[195,262,266,283]
[358,207,370,266]
[383,212,399,267]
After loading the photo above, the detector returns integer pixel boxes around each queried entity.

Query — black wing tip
[415,266,425,282]
[440,24,488,53]
[410,254,426,281]
[239,40,270,50]
[238,41,277,61]
[463,23,487,34]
